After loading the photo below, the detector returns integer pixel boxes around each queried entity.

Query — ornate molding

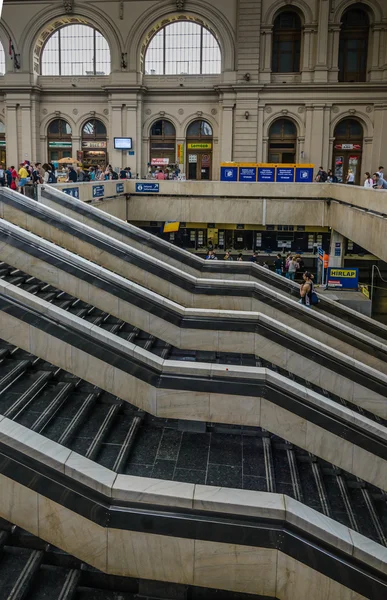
[63,0,73,14]
[176,0,185,10]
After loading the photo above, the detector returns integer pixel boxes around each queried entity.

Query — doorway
[268,118,297,163]
[47,119,73,165]
[186,120,213,180]
[333,119,363,184]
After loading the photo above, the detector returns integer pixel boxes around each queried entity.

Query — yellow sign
[361,285,370,298]
[330,269,357,278]
[188,143,212,150]
[177,143,184,164]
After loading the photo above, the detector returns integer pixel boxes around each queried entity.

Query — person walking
[300,272,317,307]
[18,162,29,193]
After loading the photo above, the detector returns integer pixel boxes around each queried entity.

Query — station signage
[327,268,359,289]
[135,182,160,193]
[220,166,238,181]
[276,167,295,183]
[295,167,314,183]
[63,187,79,199]
[239,167,257,182]
[116,183,124,194]
[92,185,105,198]
[151,158,169,166]
[82,141,107,149]
[258,166,275,182]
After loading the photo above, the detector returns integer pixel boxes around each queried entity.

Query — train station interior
[1,1,387,599]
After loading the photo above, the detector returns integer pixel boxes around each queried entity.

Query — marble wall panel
[0,474,39,536]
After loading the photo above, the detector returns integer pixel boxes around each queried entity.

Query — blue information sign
[276,167,295,183]
[327,268,359,289]
[239,167,257,182]
[258,167,275,182]
[220,166,238,182]
[92,185,105,198]
[135,182,160,193]
[63,187,79,199]
[116,183,124,194]
[295,167,314,183]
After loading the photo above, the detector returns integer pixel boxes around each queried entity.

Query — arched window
[339,6,369,82]
[0,43,5,75]
[47,119,72,164]
[82,119,107,168]
[150,119,176,167]
[333,119,363,184]
[41,25,111,76]
[272,12,302,73]
[186,120,213,180]
[145,21,221,75]
[268,118,297,163]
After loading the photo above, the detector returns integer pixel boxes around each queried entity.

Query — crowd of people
[0,161,138,193]
[315,165,387,188]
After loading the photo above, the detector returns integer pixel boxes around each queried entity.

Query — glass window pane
[0,43,5,75]
[201,121,212,136]
[163,121,176,136]
[151,120,163,136]
[145,22,221,75]
[41,25,111,76]
[48,119,60,134]
[0,121,5,134]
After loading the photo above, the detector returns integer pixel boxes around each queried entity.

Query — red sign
[151,158,169,166]
[334,144,361,151]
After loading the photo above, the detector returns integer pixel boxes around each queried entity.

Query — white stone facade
[0,0,386,178]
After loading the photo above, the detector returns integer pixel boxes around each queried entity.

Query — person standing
[66,166,77,183]
[374,172,387,189]
[364,172,374,188]
[237,253,243,262]
[0,164,5,186]
[274,253,283,276]
[18,162,29,193]
[5,166,13,187]
[300,272,316,306]
[287,256,298,281]
[346,170,355,185]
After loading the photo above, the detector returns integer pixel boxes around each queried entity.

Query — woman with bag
[299,272,318,307]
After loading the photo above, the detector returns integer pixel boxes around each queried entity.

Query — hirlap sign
[327,268,359,289]
[135,183,160,193]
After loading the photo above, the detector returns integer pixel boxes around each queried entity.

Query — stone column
[135,97,143,178]
[220,104,234,162]
[370,26,382,81]
[109,104,123,169]
[308,105,325,168]
[21,104,32,162]
[301,27,314,83]
[5,103,18,166]
[262,136,269,162]
[257,106,265,162]
[362,137,373,177]
[328,230,346,268]
[71,136,81,156]
[328,25,341,82]
[371,104,387,169]
[260,27,272,83]
[314,0,330,82]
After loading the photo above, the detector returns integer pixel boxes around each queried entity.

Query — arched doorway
[339,5,369,82]
[150,120,176,170]
[268,118,297,163]
[81,119,107,168]
[272,11,302,73]
[47,119,72,165]
[333,119,363,184]
[186,120,213,180]
[0,121,6,166]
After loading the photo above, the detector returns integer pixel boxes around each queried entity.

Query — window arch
[187,120,213,137]
[47,119,72,164]
[268,118,297,163]
[41,24,111,76]
[82,119,107,138]
[145,21,221,75]
[338,5,369,82]
[150,119,176,167]
[0,43,5,75]
[333,118,364,184]
[272,11,302,73]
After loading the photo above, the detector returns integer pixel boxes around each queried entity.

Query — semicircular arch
[263,113,303,138]
[333,0,381,24]
[263,0,313,26]
[330,112,373,139]
[22,6,122,74]
[127,0,235,73]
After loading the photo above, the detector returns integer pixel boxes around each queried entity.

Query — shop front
[333,119,363,185]
[81,120,108,168]
[186,120,213,180]
[47,119,72,164]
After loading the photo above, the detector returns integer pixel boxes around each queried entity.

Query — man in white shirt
[0,164,5,186]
